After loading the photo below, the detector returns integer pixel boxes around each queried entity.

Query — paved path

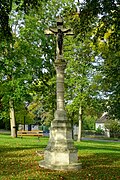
[81,137,120,143]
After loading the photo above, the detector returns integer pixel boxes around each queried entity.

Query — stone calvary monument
[39,16,81,170]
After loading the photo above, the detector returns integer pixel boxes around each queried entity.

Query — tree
[64,33,105,141]
[0,0,76,133]
[68,0,120,120]
[0,1,46,136]
[1,0,118,140]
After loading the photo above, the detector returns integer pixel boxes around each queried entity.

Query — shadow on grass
[79,152,120,167]
[0,151,120,179]
[0,135,120,179]
[0,137,46,177]
[75,140,120,152]
[0,135,48,155]
[76,152,120,180]
[0,145,46,154]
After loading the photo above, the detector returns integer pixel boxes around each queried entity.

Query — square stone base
[39,110,82,170]
[44,149,78,165]
[39,160,82,171]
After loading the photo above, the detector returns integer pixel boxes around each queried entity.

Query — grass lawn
[0,135,120,180]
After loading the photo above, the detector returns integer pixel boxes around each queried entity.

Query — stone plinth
[39,110,82,170]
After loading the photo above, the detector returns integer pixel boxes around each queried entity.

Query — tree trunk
[71,116,74,140]
[77,105,82,142]
[9,100,17,138]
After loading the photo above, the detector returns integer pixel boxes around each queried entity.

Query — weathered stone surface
[39,109,82,170]
[54,110,67,121]
[40,160,82,171]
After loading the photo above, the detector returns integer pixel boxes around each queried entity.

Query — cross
[39,17,81,171]
[45,16,74,59]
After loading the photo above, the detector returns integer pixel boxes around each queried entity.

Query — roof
[96,112,109,123]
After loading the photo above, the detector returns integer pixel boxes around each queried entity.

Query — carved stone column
[55,59,66,111]
[39,57,81,170]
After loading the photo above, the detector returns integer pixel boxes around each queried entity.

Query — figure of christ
[49,28,71,56]
[58,29,63,55]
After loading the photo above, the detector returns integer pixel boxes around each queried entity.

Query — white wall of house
[95,122,105,131]
[95,122,110,137]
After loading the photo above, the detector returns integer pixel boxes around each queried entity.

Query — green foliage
[82,130,95,136]
[1,0,120,130]
[15,102,34,125]
[67,0,120,120]
[0,0,46,41]
[0,1,56,126]
[105,120,120,138]
[102,50,120,119]
[95,127,105,135]
[83,115,96,130]
[64,32,105,127]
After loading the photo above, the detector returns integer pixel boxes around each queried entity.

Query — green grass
[0,135,120,180]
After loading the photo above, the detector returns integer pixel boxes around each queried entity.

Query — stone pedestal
[39,110,81,170]
[39,58,81,170]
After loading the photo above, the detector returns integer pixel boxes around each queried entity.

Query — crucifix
[39,16,81,171]
[45,16,73,59]
[45,16,74,110]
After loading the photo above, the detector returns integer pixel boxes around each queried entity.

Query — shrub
[82,130,95,136]
[95,127,105,135]
[105,119,120,138]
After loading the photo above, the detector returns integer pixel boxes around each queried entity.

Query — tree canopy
[0,0,120,131]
